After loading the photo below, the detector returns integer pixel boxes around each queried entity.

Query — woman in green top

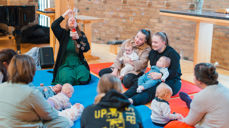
[51,9,91,85]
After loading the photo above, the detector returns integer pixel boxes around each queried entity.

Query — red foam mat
[169,96,194,117]
[172,80,201,98]
[89,62,113,76]
[89,62,201,97]
[90,63,197,117]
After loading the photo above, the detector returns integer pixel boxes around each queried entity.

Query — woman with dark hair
[99,29,152,88]
[0,55,70,127]
[124,32,182,105]
[165,63,229,128]
[51,9,91,85]
[0,48,17,83]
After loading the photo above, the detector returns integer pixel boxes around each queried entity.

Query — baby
[35,84,62,99]
[47,83,74,111]
[151,83,183,126]
[59,103,84,127]
[137,56,170,93]
[119,42,139,79]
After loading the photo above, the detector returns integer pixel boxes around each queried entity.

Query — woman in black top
[124,32,182,105]
[81,74,142,128]
[51,9,91,85]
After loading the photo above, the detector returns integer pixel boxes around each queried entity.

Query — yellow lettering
[95,110,100,119]
[101,109,107,118]
[126,115,136,124]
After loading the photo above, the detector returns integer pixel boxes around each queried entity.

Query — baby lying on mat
[47,83,74,111]
[45,83,84,127]
[35,84,62,99]
[59,103,84,127]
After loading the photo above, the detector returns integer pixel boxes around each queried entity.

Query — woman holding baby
[124,32,182,105]
[99,29,152,88]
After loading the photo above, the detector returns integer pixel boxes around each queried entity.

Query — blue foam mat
[32,69,163,128]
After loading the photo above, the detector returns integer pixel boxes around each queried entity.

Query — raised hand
[62,9,73,18]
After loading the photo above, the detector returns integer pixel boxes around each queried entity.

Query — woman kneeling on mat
[51,9,91,85]
[165,63,229,128]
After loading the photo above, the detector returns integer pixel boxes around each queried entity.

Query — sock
[179,92,192,109]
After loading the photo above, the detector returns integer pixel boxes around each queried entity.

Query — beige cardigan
[0,82,69,128]
[112,39,151,75]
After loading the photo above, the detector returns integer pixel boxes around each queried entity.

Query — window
[38,0,51,27]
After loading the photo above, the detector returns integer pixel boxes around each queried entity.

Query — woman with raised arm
[51,9,91,85]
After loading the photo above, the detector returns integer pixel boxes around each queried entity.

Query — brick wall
[0,0,7,5]
[75,0,229,69]
[4,0,229,69]
[7,0,38,6]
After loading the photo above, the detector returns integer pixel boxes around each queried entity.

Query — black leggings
[98,67,143,88]
[124,78,181,106]
[98,67,112,77]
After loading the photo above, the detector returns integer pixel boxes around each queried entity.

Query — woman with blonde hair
[81,74,143,128]
[0,55,70,127]
[51,9,91,85]
[124,32,182,105]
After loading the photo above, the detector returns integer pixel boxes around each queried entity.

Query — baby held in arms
[119,42,139,79]
[137,56,170,93]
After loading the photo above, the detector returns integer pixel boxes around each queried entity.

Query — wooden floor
[1,39,229,88]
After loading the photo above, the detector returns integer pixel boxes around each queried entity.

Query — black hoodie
[81,90,143,128]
